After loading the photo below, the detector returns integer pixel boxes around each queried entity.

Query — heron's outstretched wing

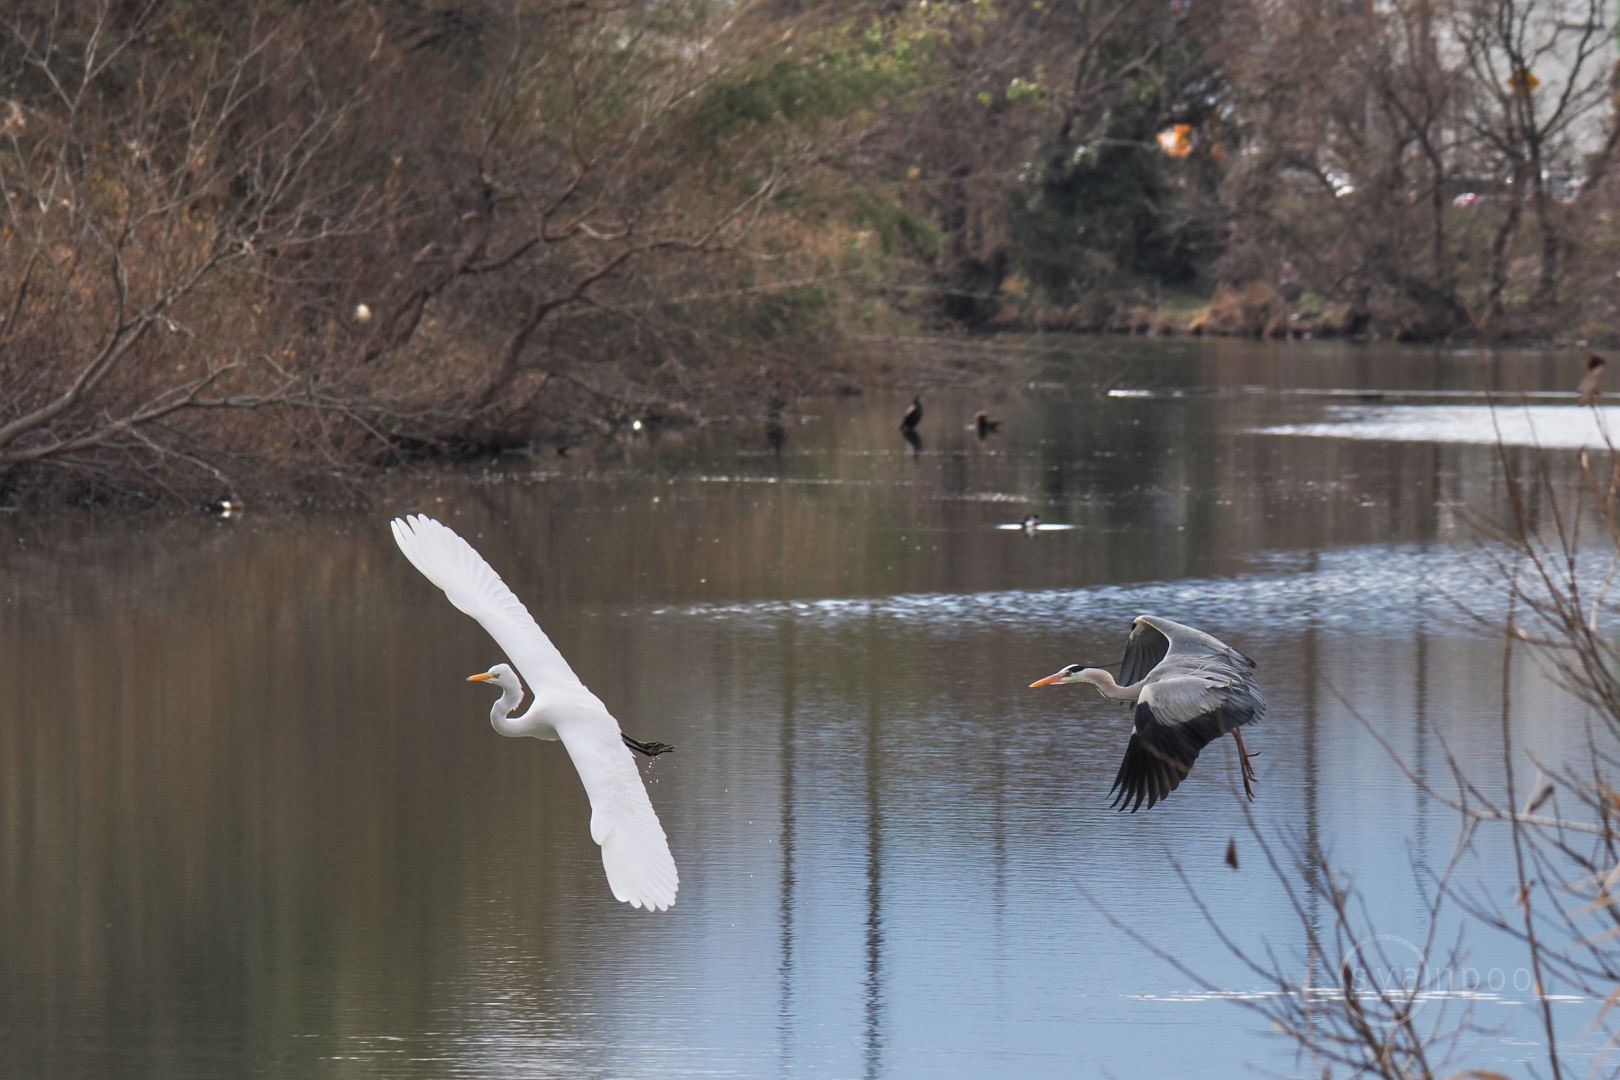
[1109,698,1238,812]
[390,514,678,910]
[1109,670,1264,811]
[1138,614,1258,674]
[1119,618,1171,688]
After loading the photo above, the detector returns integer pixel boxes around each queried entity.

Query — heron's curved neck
[489,683,527,737]
[1080,668,1140,700]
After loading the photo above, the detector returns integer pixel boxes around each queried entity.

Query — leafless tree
[1214,0,1478,334]
[341,1,833,425]
[0,1,385,499]
[0,1,911,502]
[1457,0,1616,310]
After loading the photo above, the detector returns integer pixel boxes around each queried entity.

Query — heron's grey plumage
[1112,616,1264,811]
[1118,618,1172,688]
[1030,614,1265,812]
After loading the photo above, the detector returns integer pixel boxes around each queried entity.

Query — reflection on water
[1262,403,1620,447]
[663,542,1526,635]
[1,338,1615,1078]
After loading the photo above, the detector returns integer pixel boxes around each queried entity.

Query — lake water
[2,336,1617,1078]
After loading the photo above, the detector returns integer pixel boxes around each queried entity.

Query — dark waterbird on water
[1579,354,1606,406]
[900,395,923,433]
[1029,615,1264,811]
[765,398,787,455]
[973,411,1001,438]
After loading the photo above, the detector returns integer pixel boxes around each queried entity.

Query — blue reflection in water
[578,542,1608,1080]
[658,542,1521,637]
[863,685,884,1080]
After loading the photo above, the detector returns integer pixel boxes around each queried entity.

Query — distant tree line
[886,0,1620,339]
[1,0,1616,503]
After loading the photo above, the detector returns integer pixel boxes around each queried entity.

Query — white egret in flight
[391,514,679,910]
[1030,615,1264,811]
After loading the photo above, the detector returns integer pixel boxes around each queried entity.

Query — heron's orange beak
[467,672,495,682]
[1029,672,1064,688]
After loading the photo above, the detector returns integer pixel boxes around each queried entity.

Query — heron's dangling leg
[623,733,675,757]
[1232,728,1259,801]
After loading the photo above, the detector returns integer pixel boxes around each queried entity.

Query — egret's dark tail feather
[623,734,675,757]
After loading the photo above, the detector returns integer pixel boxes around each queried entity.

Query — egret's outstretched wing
[555,711,680,910]
[391,513,581,692]
[390,513,678,911]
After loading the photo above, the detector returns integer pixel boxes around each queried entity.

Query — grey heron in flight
[1030,615,1264,811]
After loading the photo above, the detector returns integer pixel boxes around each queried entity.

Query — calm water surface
[2,337,1615,1078]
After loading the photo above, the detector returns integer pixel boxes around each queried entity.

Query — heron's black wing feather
[1109,701,1242,812]
[1119,621,1171,689]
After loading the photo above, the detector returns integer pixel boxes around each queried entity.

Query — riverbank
[3,309,1601,513]
[980,283,1614,348]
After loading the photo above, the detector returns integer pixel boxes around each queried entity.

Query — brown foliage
[0,0,880,505]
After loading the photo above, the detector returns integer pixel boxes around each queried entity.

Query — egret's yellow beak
[467,672,495,682]
[1029,672,1064,688]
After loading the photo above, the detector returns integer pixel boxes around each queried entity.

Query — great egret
[900,396,923,432]
[1030,615,1264,811]
[1579,354,1606,405]
[390,514,679,911]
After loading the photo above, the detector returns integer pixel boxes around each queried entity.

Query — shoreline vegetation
[986,281,1617,343]
[4,0,1618,507]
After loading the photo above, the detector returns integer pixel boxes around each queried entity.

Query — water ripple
[649,543,1552,638]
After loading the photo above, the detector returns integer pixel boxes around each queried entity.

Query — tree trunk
[1530,175,1559,306]
[1487,166,1526,318]
[1523,124,1559,306]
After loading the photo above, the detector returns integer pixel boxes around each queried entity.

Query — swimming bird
[1579,354,1606,405]
[973,411,1001,438]
[391,514,679,910]
[766,398,787,455]
[900,396,923,432]
[1029,615,1264,811]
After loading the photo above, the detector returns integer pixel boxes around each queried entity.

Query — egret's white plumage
[1030,614,1264,811]
[391,513,678,910]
